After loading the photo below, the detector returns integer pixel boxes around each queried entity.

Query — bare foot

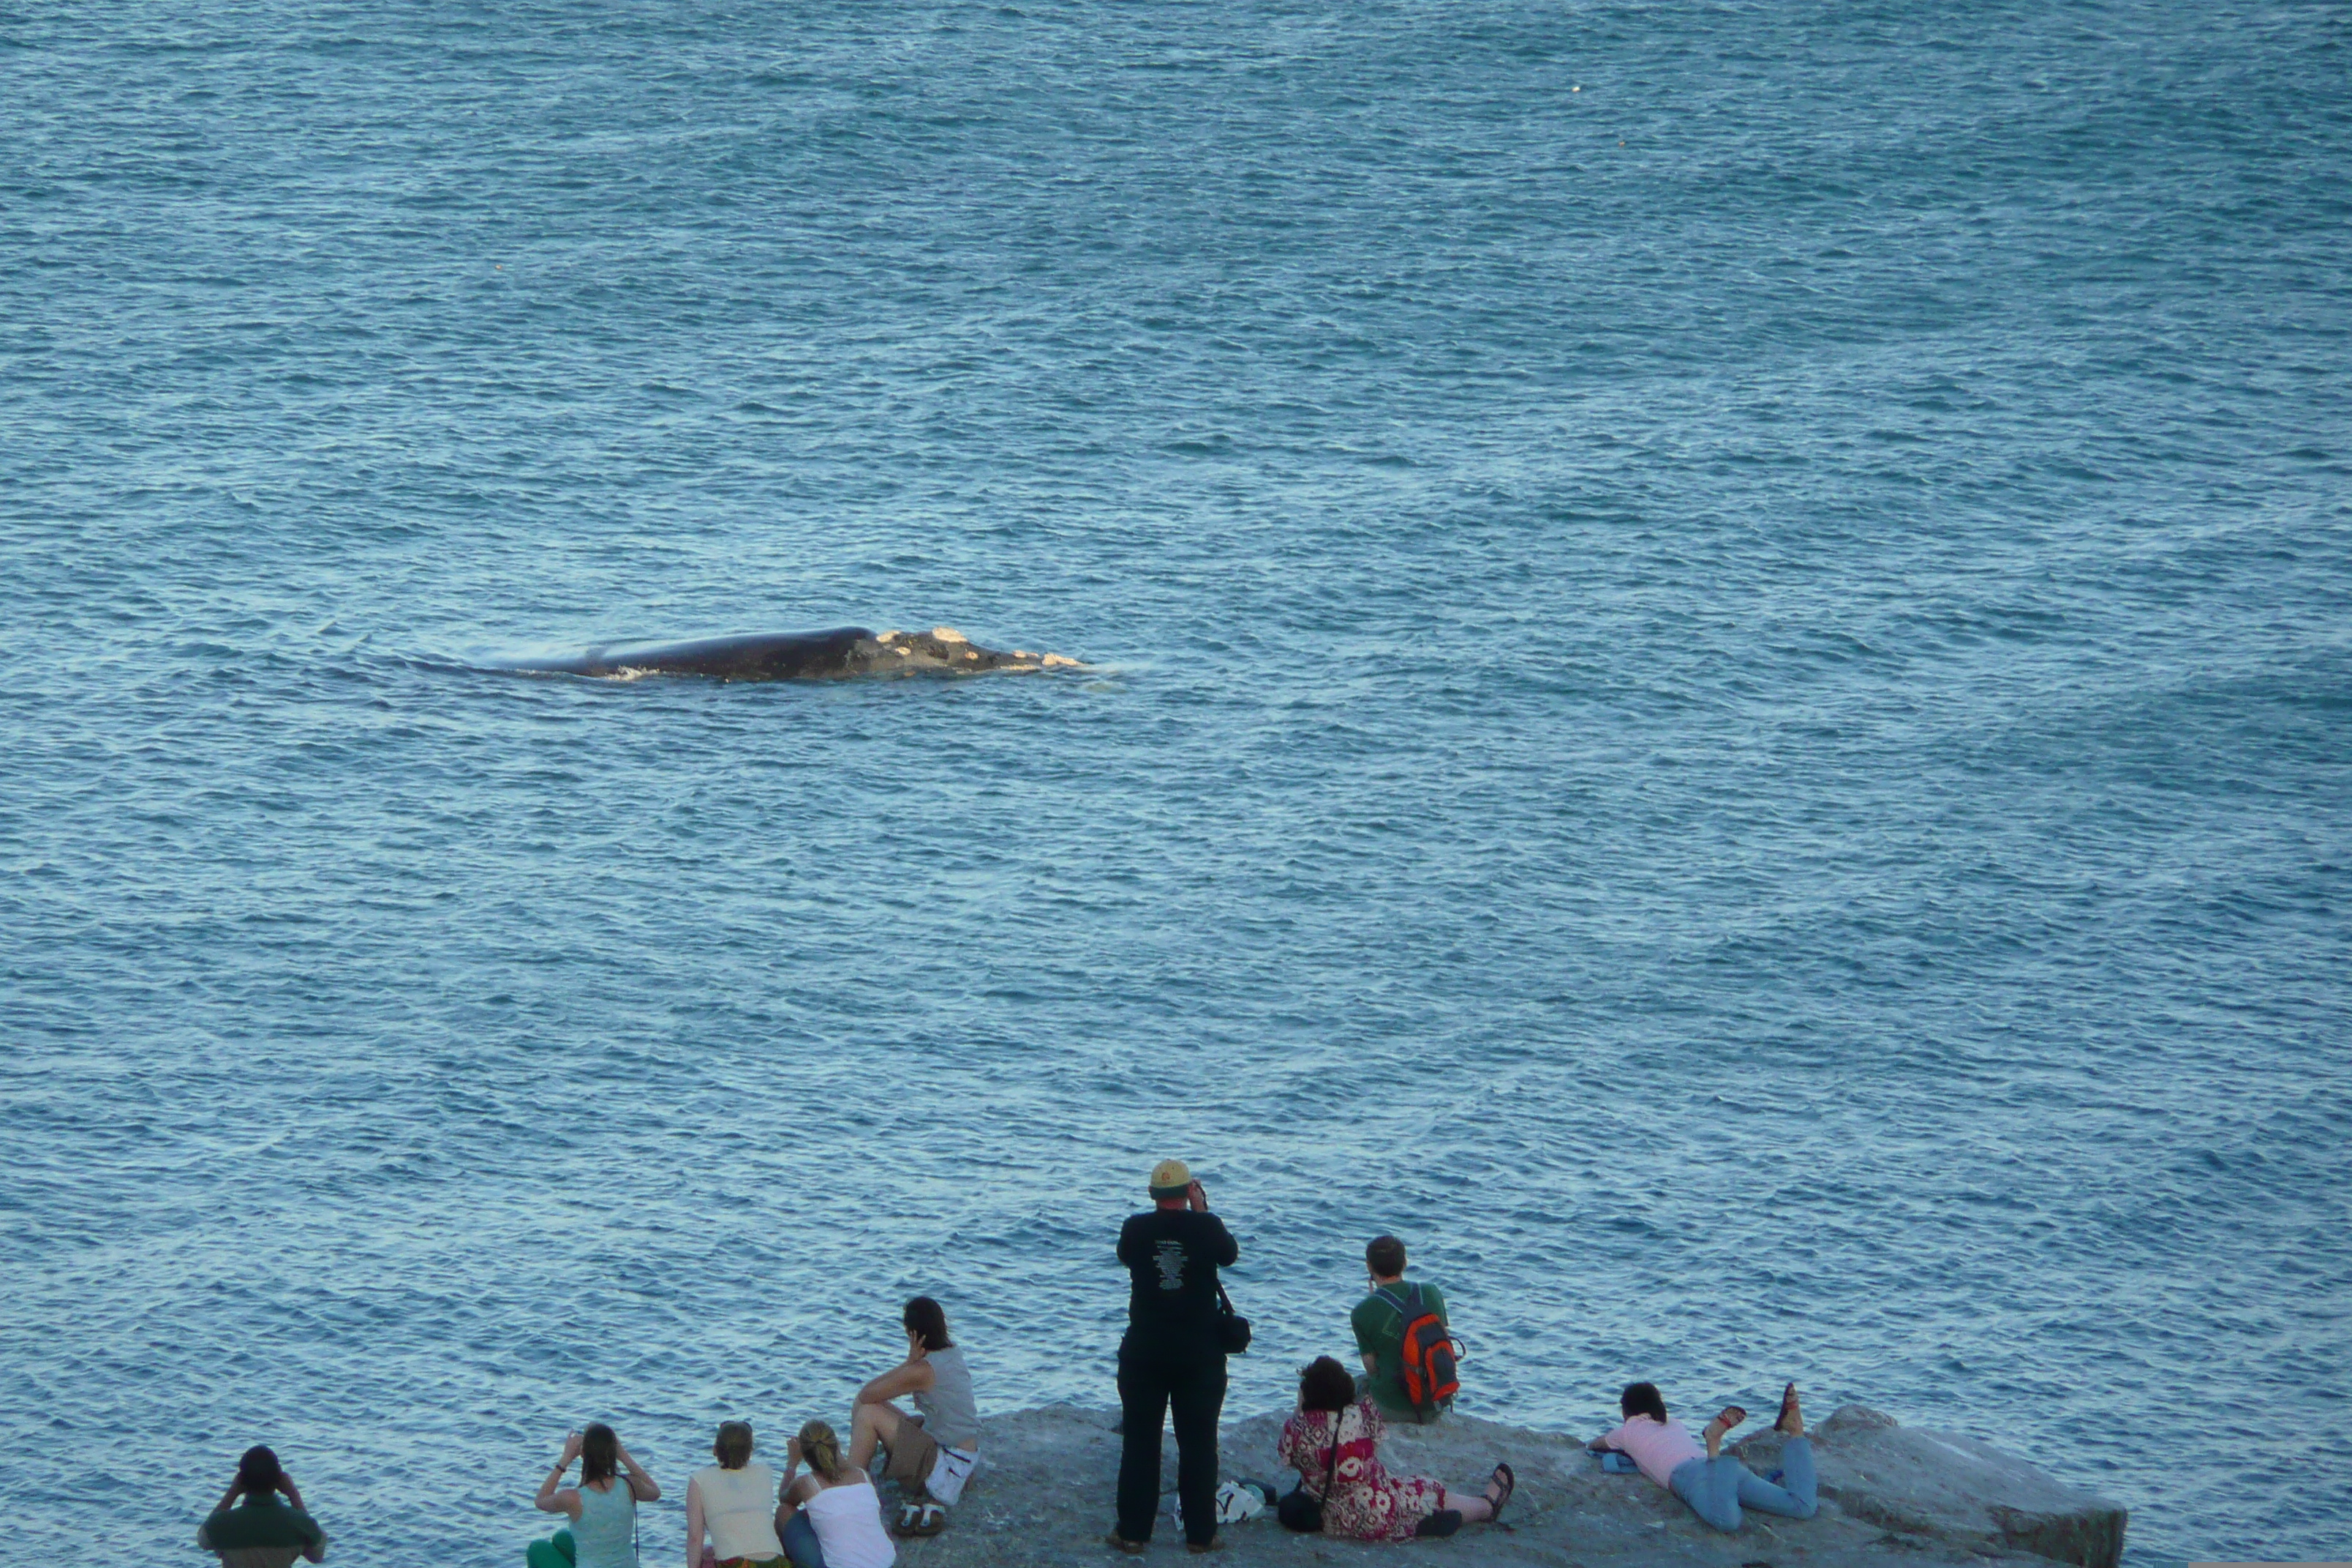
[1775,1382,1804,1439]
[1701,1405,1746,1459]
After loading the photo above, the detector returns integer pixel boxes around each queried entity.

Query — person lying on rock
[843,1295,979,1534]
[1588,1379,1817,1533]
[1277,1354,1514,1541]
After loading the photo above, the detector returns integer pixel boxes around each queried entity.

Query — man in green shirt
[197,1445,328,1567]
[1350,1234,1452,1422]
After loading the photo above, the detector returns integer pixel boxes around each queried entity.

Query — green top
[1350,1279,1450,1417]
[198,1495,326,1555]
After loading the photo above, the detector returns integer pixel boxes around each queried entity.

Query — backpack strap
[1373,1283,1423,1321]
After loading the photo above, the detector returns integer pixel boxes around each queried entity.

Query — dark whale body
[497,627,1074,682]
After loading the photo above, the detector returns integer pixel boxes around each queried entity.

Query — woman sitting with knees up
[776,1420,894,1568]
[532,1423,660,1568]
[685,1421,785,1568]
[1588,1379,1816,1534]
[1276,1355,1514,1542]
[844,1296,978,1534]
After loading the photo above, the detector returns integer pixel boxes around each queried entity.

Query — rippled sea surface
[4,1,2348,1561]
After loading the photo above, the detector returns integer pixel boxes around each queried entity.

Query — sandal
[896,1503,949,1536]
[1486,1462,1516,1525]
[1774,1382,1803,1437]
[1701,1406,1747,1447]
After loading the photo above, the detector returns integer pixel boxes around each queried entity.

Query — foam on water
[2,1,2348,1562]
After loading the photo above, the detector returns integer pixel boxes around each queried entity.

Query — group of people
[526,1295,978,1568]
[195,1158,1817,1565]
[1109,1158,1814,1553]
[1107,1158,1514,1553]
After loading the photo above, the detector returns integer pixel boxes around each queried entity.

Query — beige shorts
[881,1417,942,1491]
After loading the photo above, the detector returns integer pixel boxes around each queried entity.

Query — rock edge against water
[886,1403,2124,1568]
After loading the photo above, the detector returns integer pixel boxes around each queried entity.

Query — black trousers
[1115,1332,1228,1545]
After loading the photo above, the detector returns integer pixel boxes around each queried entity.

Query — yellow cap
[1148,1158,1191,1196]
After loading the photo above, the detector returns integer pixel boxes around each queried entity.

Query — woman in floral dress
[1276,1357,1515,1542]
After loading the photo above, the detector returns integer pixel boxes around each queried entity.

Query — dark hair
[1365,1235,1408,1278]
[581,1423,619,1487]
[1621,1382,1667,1423]
[1299,1355,1356,1414]
[715,1421,753,1469]
[235,1446,284,1501]
[903,1296,953,1352]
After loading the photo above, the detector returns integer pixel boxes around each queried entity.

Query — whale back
[573,627,874,681]
[496,626,1080,681]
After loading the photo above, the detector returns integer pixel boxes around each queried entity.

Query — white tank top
[693,1463,783,1561]
[803,1475,894,1568]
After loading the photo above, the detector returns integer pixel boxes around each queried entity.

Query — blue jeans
[1668,1436,1817,1531]
[780,1512,826,1568]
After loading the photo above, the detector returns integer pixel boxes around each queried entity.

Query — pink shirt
[1600,1416,1705,1488]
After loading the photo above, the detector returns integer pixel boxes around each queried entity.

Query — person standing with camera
[1107,1158,1240,1556]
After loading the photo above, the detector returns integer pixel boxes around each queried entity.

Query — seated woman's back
[785,1420,895,1568]
[693,1459,783,1561]
[802,1473,894,1568]
[571,1477,637,1567]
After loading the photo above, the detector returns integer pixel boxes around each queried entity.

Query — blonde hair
[797,1420,845,1482]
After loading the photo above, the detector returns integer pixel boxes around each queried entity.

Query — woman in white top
[684,1421,785,1568]
[777,1420,894,1568]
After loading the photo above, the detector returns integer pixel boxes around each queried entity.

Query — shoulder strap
[1374,1284,1422,1319]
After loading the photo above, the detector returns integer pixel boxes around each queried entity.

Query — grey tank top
[913,1344,980,1450]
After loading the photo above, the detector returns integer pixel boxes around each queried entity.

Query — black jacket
[1117,1207,1239,1338]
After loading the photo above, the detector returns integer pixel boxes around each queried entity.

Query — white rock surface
[1735,1406,2125,1568]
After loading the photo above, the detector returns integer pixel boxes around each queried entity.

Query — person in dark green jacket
[1350,1235,1452,1422]
[197,1445,328,1566]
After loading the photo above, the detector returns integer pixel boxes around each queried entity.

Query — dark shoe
[1774,1381,1803,1437]
[1104,1532,1147,1555]
[1186,1539,1224,1554]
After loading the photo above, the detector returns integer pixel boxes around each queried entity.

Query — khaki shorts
[881,1417,942,1491]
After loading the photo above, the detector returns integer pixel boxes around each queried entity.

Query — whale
[494,626,1082,682]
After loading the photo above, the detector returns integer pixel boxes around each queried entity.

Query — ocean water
[3,1,2347,1561]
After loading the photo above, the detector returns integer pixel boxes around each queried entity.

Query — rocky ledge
[887,1403,2125,1568]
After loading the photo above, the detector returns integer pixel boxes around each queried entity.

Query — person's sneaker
[1186,1540,1225,1555]
[1104,1533,1147,1556]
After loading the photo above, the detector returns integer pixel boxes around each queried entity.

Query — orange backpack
[1375,1284,1461,1418]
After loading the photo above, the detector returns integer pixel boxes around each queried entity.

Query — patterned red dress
[1276,1398,1446,1542]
